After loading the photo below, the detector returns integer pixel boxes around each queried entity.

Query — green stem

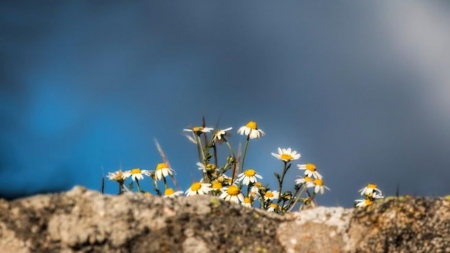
[135,179,142,193]
[276,162,289,207]
[240,135,250,174]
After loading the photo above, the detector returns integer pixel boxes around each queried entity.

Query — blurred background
[1,1,449,207]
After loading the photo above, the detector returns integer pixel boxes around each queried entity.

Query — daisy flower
[263,190,280,201]
[249,182,262,199]
[123,168,150,181]
[355,199,373,208]
[183,126,214,136]
[298,163,323,179]
[237,121,265,139]
[242,197,252,208]
[163,188,184,198]
[213,127,232,144]
[271,148,301,162]
[185,182,213,196]
[313,179,330,195]
[372,192,385,199]
[295,176,315,187]
[154,163,174,181]
[359,183,383,197]
[107,170,126,183]
[237,169,263,185]
[211,181,223,193]
[267,203,280,212]
[220,185,245,204]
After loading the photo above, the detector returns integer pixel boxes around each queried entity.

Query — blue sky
[1,1,450,206]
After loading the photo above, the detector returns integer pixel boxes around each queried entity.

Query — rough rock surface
[0,186,448,253]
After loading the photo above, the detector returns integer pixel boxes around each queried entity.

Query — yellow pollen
[314,179,323,186]
[244,169,256,177]
[131,168,141,174]
[246,121,258,130]
[255,182,262,187]
[305,163,316,171]
[280,154,292,161]
[212,182,222,189]
[265,192,274,198]
[304,176,313,182]
[155,163,167,171]
[244,197,251,204]
[190,182,202,191]
[365,199,373,205]
[367,183,377,189]
[164,188,175,196]
[227,185,240,195]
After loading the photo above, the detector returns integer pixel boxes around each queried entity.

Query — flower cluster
[106,119,333,214]
[354,183,384,207]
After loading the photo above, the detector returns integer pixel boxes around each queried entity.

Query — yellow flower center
[304,176,313,182]
[255,182,262,187]
[305,163,316,171]
[144,192,151,196]
[206,164,216,171]
[165,188,175,196]
[246,121,258,130]
[227,185,240,196]
[244,197,251,204]
[212,182,222,189]
[190,182,202,191]
[280,154,292,161]
[265,191,274,198]
[244,169,256,177]
[269,203,278,209]
[155,163,167,171]
[367,183,377,189]
[131,168,141,174]
[365,199,373,206]
[314,179,323,186]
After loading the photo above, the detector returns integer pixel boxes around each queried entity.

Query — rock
[0,186,448,253]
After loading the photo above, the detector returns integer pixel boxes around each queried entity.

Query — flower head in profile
[298,163,323,179]
[242,197,252,208]
[295,176,315,187]
[359,183,382,197]
[123,168,150,181]
[263,190,280,201]
[271,148,301,162]
[237,169,263,185]
[197,162,216,173]
[183,126,214,136]
[163,188,184,198]
[313,178,330,195]
[107,170,126,183]
[220,185,245,204]
[355,199,373,208]
[267,203,280,212]
[211,181,223,194]
[154,163,174,180]
[213,127,232,144]
[185,182,213,196]
[237,121,265,139]
[249,182,262,199]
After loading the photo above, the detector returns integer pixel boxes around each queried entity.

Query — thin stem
[276,162,289,207]
[135,179,142,193]
[288,185,307,212]
[240,134,250,174]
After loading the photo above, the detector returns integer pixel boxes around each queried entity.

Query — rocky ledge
[0,186,448,253]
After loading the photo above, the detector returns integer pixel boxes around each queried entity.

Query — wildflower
[123,168,150,181]
[163,188,183,198]
[372,192,385,199]
[242,197,252,208]
[220,185,245,204]
[298,163,323,179]
[213,127,232,144]
[144,192,152,196]
[237,169,263,185]
[355,199,373,207]
[313,179,330,195]
[271,148,301,162]
[267,203,280,212]
[263,190,280,201]
[211,182,223,193]
[185,182,213,196]
[249,182,262,199]
[359,183,383,196]
[237,121,265,139]
[197,162,216,173]
[183,126,214,136]
[295,176,315,187]
[107,170,126,183]
[154,163,174,180]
